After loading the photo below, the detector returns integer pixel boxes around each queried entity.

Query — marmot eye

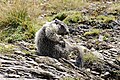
[54,19,59,24]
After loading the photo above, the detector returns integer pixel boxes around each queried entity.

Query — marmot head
[53,19,69,36]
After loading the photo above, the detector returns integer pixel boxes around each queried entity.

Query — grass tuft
[84,29,100,36]
[83,52,98,63]
[0,0,38,42]
[0,43,16,54]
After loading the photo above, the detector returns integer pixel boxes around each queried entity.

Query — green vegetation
[102,32,110,41]
[0,0,119,43]
[96,15,116,23]
[0,0,38,42]
[83,53,98,63]
[45,0,87,14]
[0,44,16,54]
[61,77,80,80]
[107,2,120,13]
[53,12,68,21]
[84,29,100,36]
[103,36,108,41]
[21,50,31,55]
[63,12,84,25]
[53,11,84,25]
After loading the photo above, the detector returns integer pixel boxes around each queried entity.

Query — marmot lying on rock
[35,19,83,67]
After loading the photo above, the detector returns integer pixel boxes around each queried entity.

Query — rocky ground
[0,1,120,80]
[0,19,120,80]
[68,19,120,80]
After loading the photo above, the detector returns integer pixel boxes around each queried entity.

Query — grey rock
[116,56,120,62]
[25,61,38,66]
[104,50,111,56]
[0,59,18,65]
[23,73,32,78]
[86,68,91,72]
[14,51,26,56]
[111,54,118,57]
[35,56,60,65]
[0,74,4,78]
[103,54,110,58]
[0,55,15,61]
[111,59,116,62]
[5,74,20,78]
[101,72,110,78]
[98,35,104,41]
[110,48,118,53]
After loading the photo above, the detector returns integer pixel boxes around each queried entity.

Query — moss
[63,12,84,25]
[83,52,98,63]
[96,15,116,23]
[60,77,80,80]
[84,29,100,36]
[21,50,31,55]
[0,44,16,54]
[53,12,67,21]
[52,11,84,25]
[102,32,110,41]
[103,36,108,41]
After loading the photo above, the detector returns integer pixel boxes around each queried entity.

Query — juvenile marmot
[35,19,83,67]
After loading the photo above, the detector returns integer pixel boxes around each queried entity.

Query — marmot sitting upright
[35,19,83,67]
[35,19,69,59]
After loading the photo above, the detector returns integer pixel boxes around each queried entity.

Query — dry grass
[107,2,120,13]
[43,0,87,13]
[0,0,43,42]
[0,0,119,29]
[0,0,42,27]
[0,0,120,42]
